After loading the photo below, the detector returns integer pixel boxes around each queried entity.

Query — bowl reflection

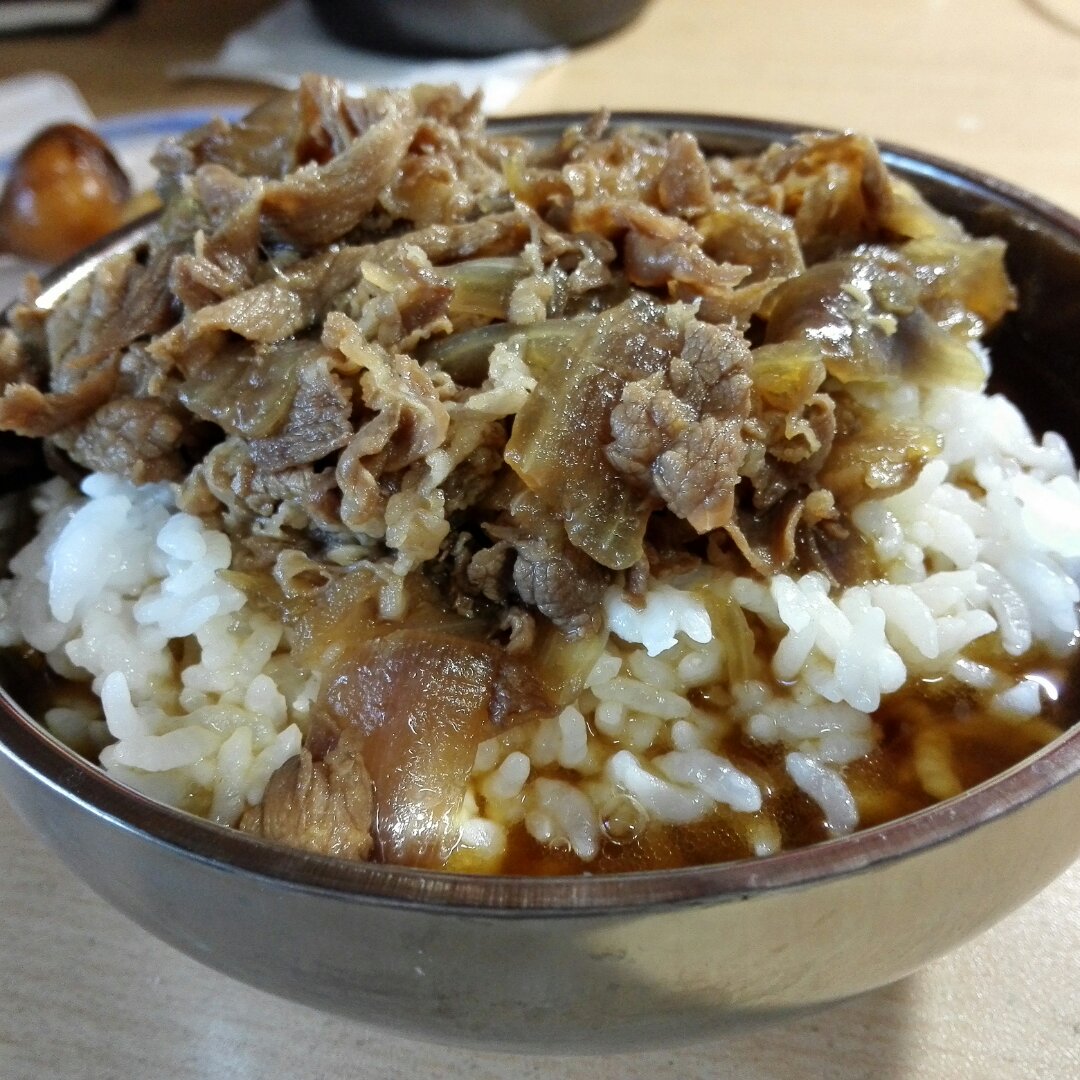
[0,114,1078,1052]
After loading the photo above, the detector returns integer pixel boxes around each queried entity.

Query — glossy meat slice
[0,241,179,449]
[69,396,186,483]
[324,312,449,535]
[260,94,418,248]
[606,314,752,534]
[486,490,613,638]
[505,294,678,570]
[247,351,354,471]
[239,727,374,860]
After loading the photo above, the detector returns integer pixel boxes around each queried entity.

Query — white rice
[0,474,302,824]
[0,383,1078,866]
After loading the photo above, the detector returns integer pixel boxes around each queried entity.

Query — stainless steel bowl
[1,114,1078,1053]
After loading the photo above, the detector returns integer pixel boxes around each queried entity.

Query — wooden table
[1,2,1078,1077]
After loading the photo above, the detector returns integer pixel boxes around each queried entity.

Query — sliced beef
[402,210,533,264]
[0,326,39,388]
[698,197,804,284]
[239,726,374,860]
[0,233,177,448]
[44,251,134,375]
[657,131,714,217]
[323,629,550,866]
[186,437,342,530]
[170,166,263,310]
[623,230,748,297]
[155,246,370,356]
[352,247,454,352]
[324,312,449,533]
[260,94,418,248]
[0,79,1011,710]
[178,339,306,439]
[510,532,610,638]
[486,491,613,639]
[568,199,700,245]
[248,354,353,471]
[466,540,516,604]
[0,366,118,438]
[68,397,186,482]
[606,315,753,534]
[740,393,838,513]
[504,294,687,572]
[153,90,304,187]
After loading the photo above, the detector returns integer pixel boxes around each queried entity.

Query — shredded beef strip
[239,726,374,860]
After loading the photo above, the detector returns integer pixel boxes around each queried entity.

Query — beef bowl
[0,90,1078,1052]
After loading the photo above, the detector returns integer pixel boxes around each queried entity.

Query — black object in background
[308,0,650,57]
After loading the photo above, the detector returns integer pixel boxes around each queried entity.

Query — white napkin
[172,0,566,112]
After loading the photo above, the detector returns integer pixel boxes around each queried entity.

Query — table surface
[1,1,1079,1077]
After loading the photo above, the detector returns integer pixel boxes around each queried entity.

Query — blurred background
[0,2,1078,1078]
[1,0,1079,209]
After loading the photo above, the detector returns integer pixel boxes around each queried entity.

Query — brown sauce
[2,575,1076,876]
[494,658,1076,877]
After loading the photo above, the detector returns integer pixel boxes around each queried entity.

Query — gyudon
[0,80,1077,874]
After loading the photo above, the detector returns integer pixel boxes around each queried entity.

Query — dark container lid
[307,0,651,58]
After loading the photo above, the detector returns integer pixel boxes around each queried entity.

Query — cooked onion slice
[324,630,549,866]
